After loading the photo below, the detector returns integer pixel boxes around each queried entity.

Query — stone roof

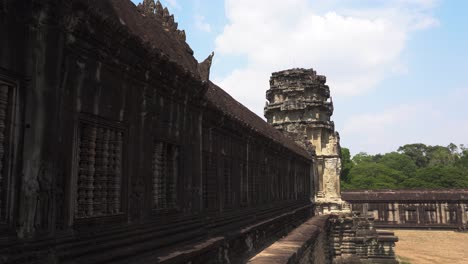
[206,82,312,159]
[342,189,468,202]
[74,1,310,159]
[87,0,200,76]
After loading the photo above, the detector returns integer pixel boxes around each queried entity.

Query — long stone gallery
[0,0,466,263]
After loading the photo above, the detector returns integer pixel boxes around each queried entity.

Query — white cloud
[213,0,439,118]
[194,14,212,32]
[341,89,468,154]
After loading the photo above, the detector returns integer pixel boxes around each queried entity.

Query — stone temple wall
[343,190,468,230]
[0,1,315,263]
[265,68,348,213]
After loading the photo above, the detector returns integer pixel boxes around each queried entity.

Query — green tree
[340,147,353,183]
[345,143,468,190]
[352,152,373,164]
[403,166,468,189]
[379,152,417,182]
[397,143,429,168]
[456,148,468,168]
[447,143,458,155]
[344,163,402,190]
[426,145,455,167]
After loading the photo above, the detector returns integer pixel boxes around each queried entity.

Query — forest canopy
[341,143,468,190]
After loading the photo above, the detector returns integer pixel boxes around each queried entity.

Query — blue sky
[131,0,468,155]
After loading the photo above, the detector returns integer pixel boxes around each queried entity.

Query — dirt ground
[392,229,468,264]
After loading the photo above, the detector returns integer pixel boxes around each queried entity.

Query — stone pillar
[458,202,467,231]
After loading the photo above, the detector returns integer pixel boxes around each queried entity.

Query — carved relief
[322,132,339,156]
[75,121,123,218]
[323,158,340,198]
[152,142,178,209]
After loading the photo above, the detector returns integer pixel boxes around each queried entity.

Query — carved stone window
[0,82,13,223]
[152,142,179,209]
[75,120,123,219]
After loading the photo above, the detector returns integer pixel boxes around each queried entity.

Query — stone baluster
[111,131,123,214]
[76,124,97,218]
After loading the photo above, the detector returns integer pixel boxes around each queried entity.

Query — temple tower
[265,68,348,213]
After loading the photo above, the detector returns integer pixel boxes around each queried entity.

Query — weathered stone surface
[265,68,348,214]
